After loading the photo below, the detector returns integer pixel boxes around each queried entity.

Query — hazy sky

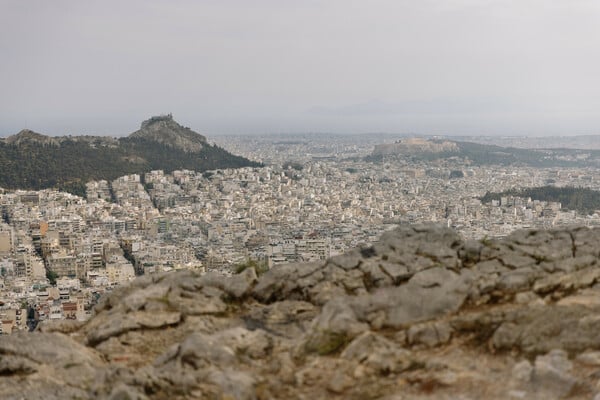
[2,0,600,137]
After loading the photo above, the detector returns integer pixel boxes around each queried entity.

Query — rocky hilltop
[3,129,60,146]
[3,225,600,399]
[129,114,207,153]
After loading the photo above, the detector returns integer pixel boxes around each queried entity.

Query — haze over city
[2,0,600,136]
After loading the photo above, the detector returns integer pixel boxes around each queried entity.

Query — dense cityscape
[1,134,599,334]
[6,2,600,398]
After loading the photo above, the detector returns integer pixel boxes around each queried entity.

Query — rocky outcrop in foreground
[4,225,600,399]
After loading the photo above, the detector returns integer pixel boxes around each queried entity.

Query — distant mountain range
[0,114,261,196]
[367,138,600,168]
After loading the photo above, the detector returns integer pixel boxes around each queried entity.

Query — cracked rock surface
[3,224,600,399]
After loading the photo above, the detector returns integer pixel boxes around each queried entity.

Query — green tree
[235,258,269,276]
[46,269,59,285]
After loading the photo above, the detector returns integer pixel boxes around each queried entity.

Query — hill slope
[4,225,600,399]
[0,115,261,196]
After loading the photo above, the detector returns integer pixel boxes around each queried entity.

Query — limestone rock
[341,331,413,374]
[576,351,600,366]
[352,267,472,329]
[85,310,181,345]
[510,350,580,399]
[0,332,106,400]
[200,267,258,299]
[303,297,369,355]
[407,321,453,348]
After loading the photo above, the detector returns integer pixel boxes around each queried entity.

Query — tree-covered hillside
[0,136,260,197]
[480,186,600,215]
